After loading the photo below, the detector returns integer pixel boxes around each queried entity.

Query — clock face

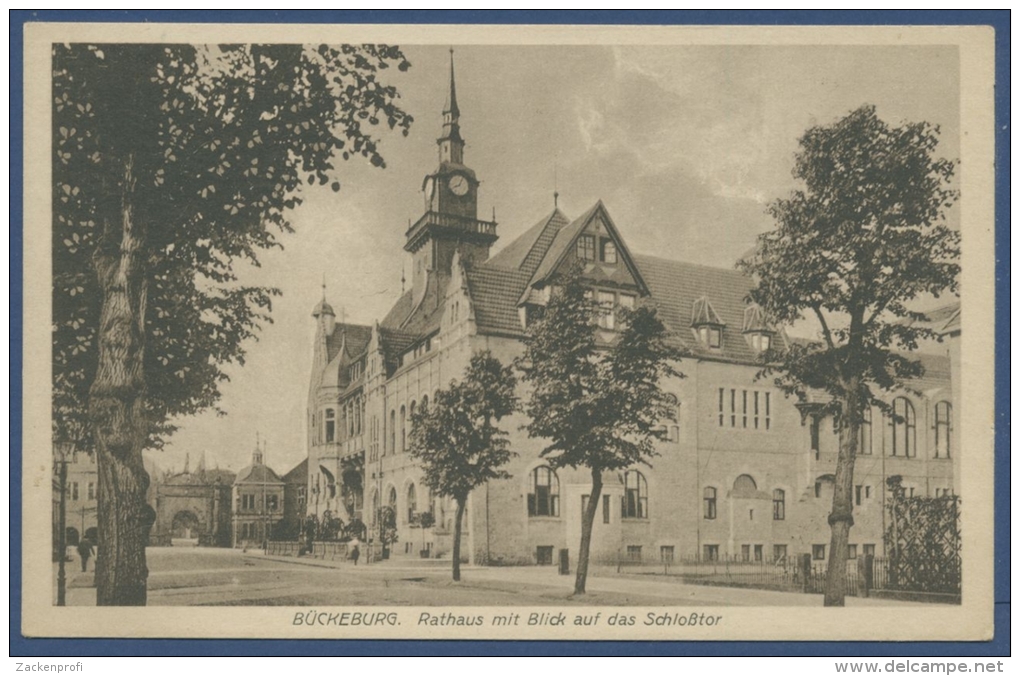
[448,174,469,196]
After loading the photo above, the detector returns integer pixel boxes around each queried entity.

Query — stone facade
[151,464,235,548]
[303,56,958,567]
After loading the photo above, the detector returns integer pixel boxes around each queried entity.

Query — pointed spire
[553,163,559,208]
[445,48,459,118]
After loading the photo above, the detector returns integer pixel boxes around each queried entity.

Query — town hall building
[304,55,957,566]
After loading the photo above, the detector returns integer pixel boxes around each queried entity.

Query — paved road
[56,547,921,607]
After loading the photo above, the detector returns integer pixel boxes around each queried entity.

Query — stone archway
[171,510,201,541]
[65,526,80,547]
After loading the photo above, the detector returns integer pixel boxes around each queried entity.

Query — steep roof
[324,322,373,365]
[234,463,283,485]
[634,254,764,363]
[527,202,602,285]
[465,266,532,335]
[487,208,571,276]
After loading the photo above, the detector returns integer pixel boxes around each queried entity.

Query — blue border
[10,9,1009,657]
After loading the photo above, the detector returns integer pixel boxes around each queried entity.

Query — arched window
[527,466,560,517]
[400,405,407,453]
[387,486,398,520]
[370,489,379,526]
[703,487,717,520]
[622,470,648,519]
[389,409,396,454]
[406,483,417,523]
[409,400,417,427]
[733,474,757,493]
[935,401,952,458]
[891,397,916,457]
[772,489,786,520]
[421,395,429,412]
[859,407,873,455]
[325,408,335,443]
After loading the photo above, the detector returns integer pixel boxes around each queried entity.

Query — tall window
[622,470,648,519]
[406,483,417,523]
[597,291,616,330]
[860,407,873,455]
[935,401,952,458]
[891,397,916,457]
[703,487,717,520]
[600,239,618,264]
[325,408,335,443]
[70,482,79,501]
[703,544,719,562]
[400,405,407,453]
[576,234,596,261]
[772,489,785,520]
[87,482,96,501]
[527,466,560,517]
[389,409,396,454]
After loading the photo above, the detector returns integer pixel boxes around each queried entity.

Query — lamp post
[54,440,74,606]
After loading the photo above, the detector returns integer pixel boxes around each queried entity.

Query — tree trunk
[573,468,603,595]
[451,498,466,582]
[824,384,862,606]
[89,155,153,605]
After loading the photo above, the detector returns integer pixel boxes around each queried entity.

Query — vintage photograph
[23,23,996,641]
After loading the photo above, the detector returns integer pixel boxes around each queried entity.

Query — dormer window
[600,239,618,265]
[699,326,722,348]
[577,235,596,261]
[751,333,771,352]
[692,297,725,349]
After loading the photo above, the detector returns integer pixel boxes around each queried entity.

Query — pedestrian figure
[77,537,95,572]
[350,542,360,566]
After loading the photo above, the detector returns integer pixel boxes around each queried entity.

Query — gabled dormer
[742,303,775,353]
[691,297,725,349]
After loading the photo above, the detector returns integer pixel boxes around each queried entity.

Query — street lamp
[54,440,74,606]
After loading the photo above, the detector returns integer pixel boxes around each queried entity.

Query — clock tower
[405,50,497,302]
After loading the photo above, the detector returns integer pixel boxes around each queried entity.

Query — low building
[232,445,285,546]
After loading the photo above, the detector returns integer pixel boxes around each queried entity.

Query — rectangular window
[597,291,615,330]
[87,482,95,501]
[536,546,554,565]
[848,544,858,560]
[267,495,279,512]
[600,239,618,264]
[741,544,751,562]
[602,494,611,524]
[865,485,871,499]
[863,544,876,558]
[754,391,760,429]
[70,482,79,501]
[709,327,722,348]
[730,389,737,427]
[812,544,826,561]
[703,487,717,520]
[754,544,763,562]
[577,235,596,261]
[626,545,642,561]
[855,485,863,506]
[742,390,748,428]
[703,544,719,562]
[773,544,788,562]
[810,416,820,459]
[765,392,771,429]
[718,388,725,426]
[618,294,635,310]
[660,546,675,563]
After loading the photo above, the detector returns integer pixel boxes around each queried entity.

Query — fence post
[859,554,874,598]
[800,553,812,593]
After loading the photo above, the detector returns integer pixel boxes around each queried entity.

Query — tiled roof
[528,203,602,285]
[282,458,308,484]
[465,266,532,335]
[488,209,572,278]
[325,322,372,365]
[634,254,763,363]
[234,463,283,485]
[692,297,725,326]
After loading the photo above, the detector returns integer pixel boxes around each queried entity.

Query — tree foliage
[409,351,518,580]
[738,104,959,606]
[51,43,413,604]
[53,43,414,450]
[517,268,683,593]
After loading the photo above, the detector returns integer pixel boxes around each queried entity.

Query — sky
[146,43,960,477]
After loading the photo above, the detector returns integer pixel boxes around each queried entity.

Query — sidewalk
[253,553,923,607]
[52,561,98,606]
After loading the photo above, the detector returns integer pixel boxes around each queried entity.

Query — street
[54,547,922,607]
